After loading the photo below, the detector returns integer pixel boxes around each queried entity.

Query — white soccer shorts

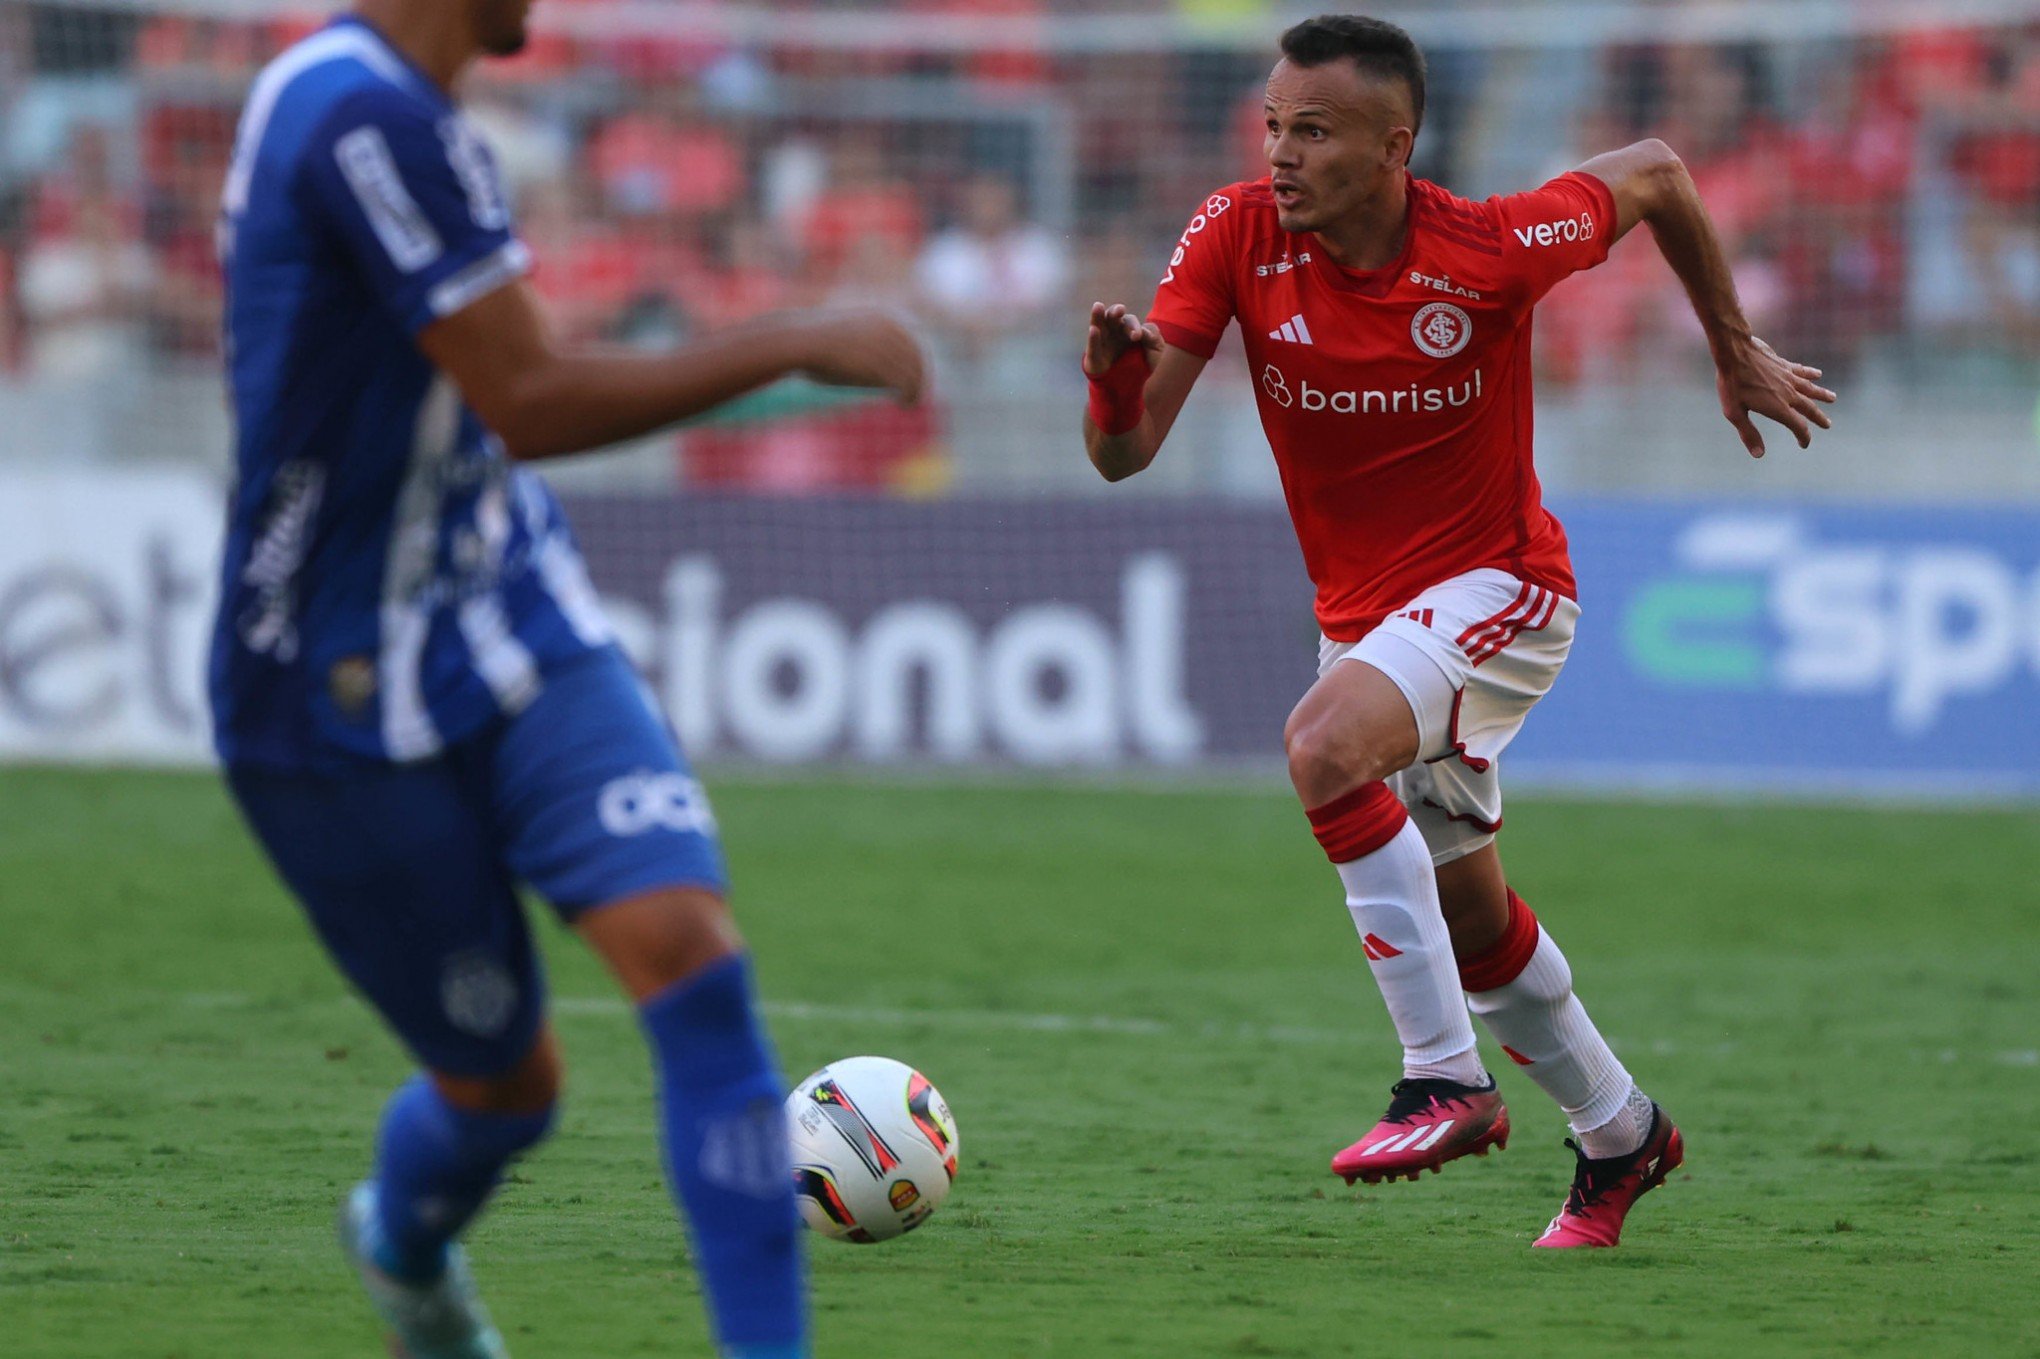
[1316,568,1579,867]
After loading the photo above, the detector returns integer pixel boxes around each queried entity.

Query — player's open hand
[1716,335,1835,458]
[797,309,927,406]
[1083,302,1163,378]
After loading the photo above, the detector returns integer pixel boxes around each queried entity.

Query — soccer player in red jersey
[1080,15,1835,1247]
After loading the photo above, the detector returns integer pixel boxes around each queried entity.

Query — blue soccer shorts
[226,646,727,1077]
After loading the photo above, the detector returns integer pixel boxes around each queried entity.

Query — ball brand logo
[1411,302,1472,358]
[1261,363,1485,415]
[888,1180,922,1211]
[809,1079,902,1178]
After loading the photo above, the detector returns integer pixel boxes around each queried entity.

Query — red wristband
[1085,345,1148,436]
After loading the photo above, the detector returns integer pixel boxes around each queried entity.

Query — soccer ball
[786,1056,959,1243]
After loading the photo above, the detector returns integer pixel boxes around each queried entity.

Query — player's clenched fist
[796,308,929,406]
[1083,301,1164,378]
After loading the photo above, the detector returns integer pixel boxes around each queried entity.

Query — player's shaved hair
[1278,14,1426,137]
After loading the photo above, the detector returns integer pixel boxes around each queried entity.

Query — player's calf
[345,1052,560,1359]
[638,952,805,1359]
[1459,889,1657,1161]
[370,1065,560,1284]
[1307,780,1488,1089]
[581,889,806,1359]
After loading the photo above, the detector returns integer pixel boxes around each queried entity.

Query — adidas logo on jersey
[1268,313,1314,345]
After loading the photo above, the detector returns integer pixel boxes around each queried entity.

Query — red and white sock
[1461,890,1649,1158]
[1309,783,1486,1087]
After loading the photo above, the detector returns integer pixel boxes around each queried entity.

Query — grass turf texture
[2,769,2036,1359]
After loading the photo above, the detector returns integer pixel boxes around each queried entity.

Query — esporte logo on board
[1621,513,2040,734]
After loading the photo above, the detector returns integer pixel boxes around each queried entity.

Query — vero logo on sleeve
[1512,212,1596,249]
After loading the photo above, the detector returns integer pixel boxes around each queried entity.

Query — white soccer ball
[786,1056,959,1243]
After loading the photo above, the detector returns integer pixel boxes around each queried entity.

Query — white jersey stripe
[455,474,541,715]
[376,608,438,760]
[1292,313,1314,344]
[222,26,419,217]
[458,594,541,714]
[536,536,616,648]
[427,240,532,319]
[378,375,461,761]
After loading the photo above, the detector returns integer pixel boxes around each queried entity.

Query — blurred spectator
[916,172,1068,354]
[795,132,924,295]
[0,187,26,373]
[1948,35,2040,356]
[1773,50,1915,377]
[590,102,745,222]
[141,103,234,361]
[905,0,1051,89]
[691,214,798,327]
[1537,44,1790,385]
[16,128,151,381]
[6,5,2039,484]
[523,178,654,342]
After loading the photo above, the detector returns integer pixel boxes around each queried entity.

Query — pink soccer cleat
[1533,1104,1684,1248]
[1332,1077,1510,1185]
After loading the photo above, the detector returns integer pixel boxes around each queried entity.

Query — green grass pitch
[3,768,2036,1358]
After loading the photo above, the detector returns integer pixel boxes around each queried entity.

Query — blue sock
[370,1074,556,1283]
[640,953,806,1358]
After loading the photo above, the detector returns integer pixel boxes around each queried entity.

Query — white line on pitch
[110,989,2040,1070]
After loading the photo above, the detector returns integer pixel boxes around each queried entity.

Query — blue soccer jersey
[212,16,612,769]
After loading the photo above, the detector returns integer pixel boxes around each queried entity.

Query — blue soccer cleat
[339,1182,510,1359]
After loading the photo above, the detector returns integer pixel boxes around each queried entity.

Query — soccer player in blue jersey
[212,3,923,1356]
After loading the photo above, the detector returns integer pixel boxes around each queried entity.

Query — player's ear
[1385,124,1415,173]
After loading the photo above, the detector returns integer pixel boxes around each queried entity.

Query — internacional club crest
[1411,301,1472,358]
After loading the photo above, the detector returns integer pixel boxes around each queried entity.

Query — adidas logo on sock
[1268,313,1314,345]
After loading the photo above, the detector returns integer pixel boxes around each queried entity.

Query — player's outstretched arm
[419,280,926,462]
[1081,301,1206,482]
[1579,139,1837,459]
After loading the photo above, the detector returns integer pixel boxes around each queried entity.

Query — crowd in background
[2,2,2037,489]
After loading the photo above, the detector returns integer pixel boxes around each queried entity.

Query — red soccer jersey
[1148,171,1616,641]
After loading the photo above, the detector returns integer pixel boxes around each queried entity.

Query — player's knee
[1284,713,1392,805]
[1437,877,1512,958]
[435,1027,566,1118]
[577,884,747,1003]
